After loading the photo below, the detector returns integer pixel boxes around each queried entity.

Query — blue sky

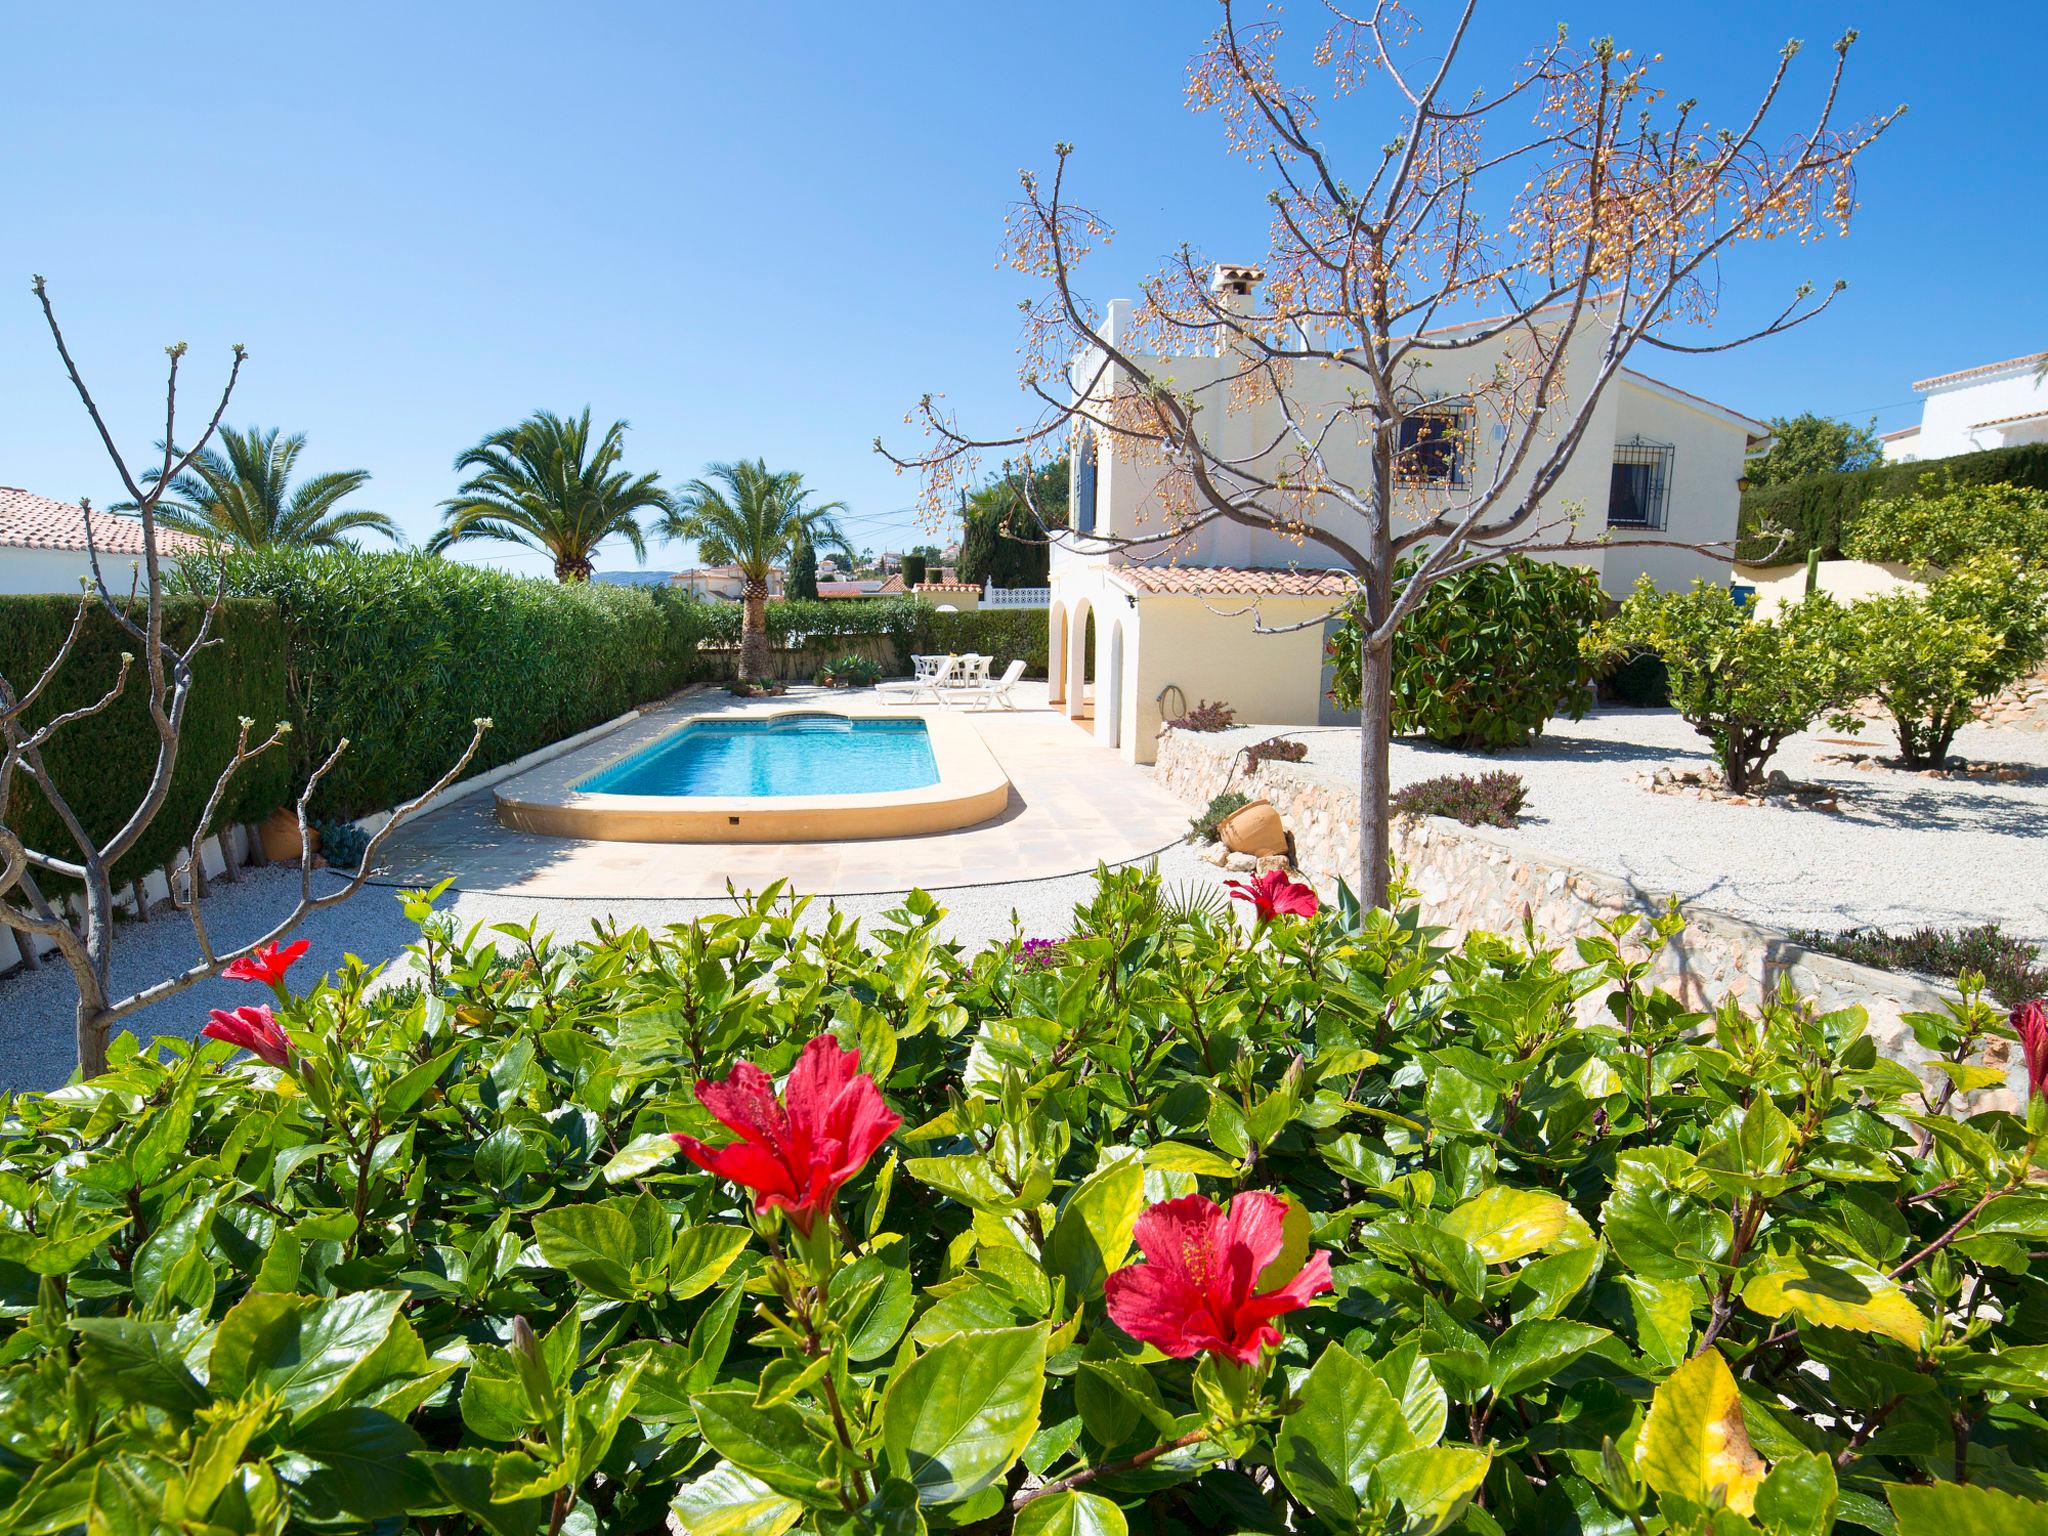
[4,2,2042,579]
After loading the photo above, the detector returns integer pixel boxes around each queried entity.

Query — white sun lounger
[941,658,1026,710]
[878,653,964,704]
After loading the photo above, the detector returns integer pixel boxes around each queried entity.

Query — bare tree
[886,1,1899,907]
[0,279,490,1078]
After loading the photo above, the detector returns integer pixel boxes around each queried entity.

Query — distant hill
[593,570,676,587]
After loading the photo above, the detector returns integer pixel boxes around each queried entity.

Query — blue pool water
[578,715,939,798]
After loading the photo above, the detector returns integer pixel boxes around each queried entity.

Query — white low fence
[981,582,1050,609]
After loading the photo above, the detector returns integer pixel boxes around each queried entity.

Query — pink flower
[2014,999,2048,1103]
[671,1036,901,1236]
[222,939,310,988]
[1226,869,1320,923]
[202,1004,291,1069]
[1104,1192,1333,1363]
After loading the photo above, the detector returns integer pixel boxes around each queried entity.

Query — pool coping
[492,704,1013,843]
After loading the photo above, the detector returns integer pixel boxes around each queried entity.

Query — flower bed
[0,869,2038,1531]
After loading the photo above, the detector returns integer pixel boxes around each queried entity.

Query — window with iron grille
[1608,438,1674,529]
[1396,406,1471,488]
[1074,430,1098,534]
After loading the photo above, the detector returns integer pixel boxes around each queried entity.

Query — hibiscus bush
[1,871,2044,1535]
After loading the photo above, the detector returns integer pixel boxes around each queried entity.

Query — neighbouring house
[1880,350,2048,463]
[817,577,895,599]
[815,575,983,609]
[0,486,211,595]
[1048,273,1770,763]
[670,565,785,603]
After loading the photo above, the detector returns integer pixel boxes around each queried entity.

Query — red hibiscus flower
[202,1004,291,1069]
[2014,999,2048,1103]
[1226,869,1320,923]
[1105,1192,1333,1363]
[222,939,311,988]
[671,1035,901,1235]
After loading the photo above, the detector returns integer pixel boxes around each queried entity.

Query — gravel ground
[1207,706,2048,943]
[0,842,1225,1095]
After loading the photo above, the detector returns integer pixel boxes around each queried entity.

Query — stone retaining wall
[1155,727,2024,1114]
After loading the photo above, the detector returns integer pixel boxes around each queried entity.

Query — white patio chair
[877,653,963,704]
[944,658,1026,710]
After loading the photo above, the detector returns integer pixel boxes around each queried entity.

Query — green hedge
[0,596,290,886]
[152,555,1054,823]
[184,550,725,821]
[1736,441,2048,562]
[909,607,1050,677]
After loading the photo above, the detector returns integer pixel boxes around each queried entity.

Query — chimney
[1209,263,1264,299]
[1208,264,1265,356]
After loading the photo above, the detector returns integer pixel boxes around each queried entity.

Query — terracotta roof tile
[1111,565,1356,598]
[1970,409,2048,430]
[0,486,210,556]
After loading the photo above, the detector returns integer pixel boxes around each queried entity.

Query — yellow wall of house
[1125,596,1340,764]
[1736,558,1925,616]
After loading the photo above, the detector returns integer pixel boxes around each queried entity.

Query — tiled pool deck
[366,684,1192,899]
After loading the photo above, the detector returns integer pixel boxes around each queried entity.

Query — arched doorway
[1065,598,1093,722]
[1103,621,1125,750]
[1047,603,1068,707]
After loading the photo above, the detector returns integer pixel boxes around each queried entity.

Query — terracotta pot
[258,808,317,864]
[1217,799,1288,858]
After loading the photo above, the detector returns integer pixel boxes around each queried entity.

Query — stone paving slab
[365,684,1192,899]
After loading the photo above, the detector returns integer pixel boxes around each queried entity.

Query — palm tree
[430,409,669,581]
[124,425,396,549]
[663,460,855,677]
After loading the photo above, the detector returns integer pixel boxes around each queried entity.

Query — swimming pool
[496,706,1011,843]
[578,714,939,798]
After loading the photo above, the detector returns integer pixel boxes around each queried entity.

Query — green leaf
[132,1193,217,1312]
[670,1462,805,1536]
[602,1131,684,1183]
[280,1407,432,1520]
[1620,1275,1697,1369]
[1046,1154,1144,1305]
[692,1388,823,1501]
[1366,1221,1486,1302]
[1440,1185,1573,1264]
[831,1254,915,1361]
[1742,1256,1929,1349]
[209,1289,406,1421]
[531,1201,640,1299]
[666,1224,751,1300]
[1487,1320,1610,1400]
[882,1323,1050,1505]
[1756,1451,1837,1536]
[1273,1341,1417,1525]
[72,1317,208,1417]
[1373,1445,1491,1536]
[1013,1490,1129,1536]
[378,1044,461,1117]
[424,1450,551,1536]
[1887,1482,2048,1536]
[1601,1152,1734,1280]
[1142,1142,1239,1177]
[1634,1349,1765,1517]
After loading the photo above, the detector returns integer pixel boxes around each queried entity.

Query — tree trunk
[76,995,107,1080]
[554,552,594,582]
[1357,635,1395,913]
[739,581,770,680]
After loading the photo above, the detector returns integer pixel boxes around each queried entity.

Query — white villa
[0,486,209,595]
[1880,350,2048,463]
[669,565,786,603]
[1047,277,1769,763]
